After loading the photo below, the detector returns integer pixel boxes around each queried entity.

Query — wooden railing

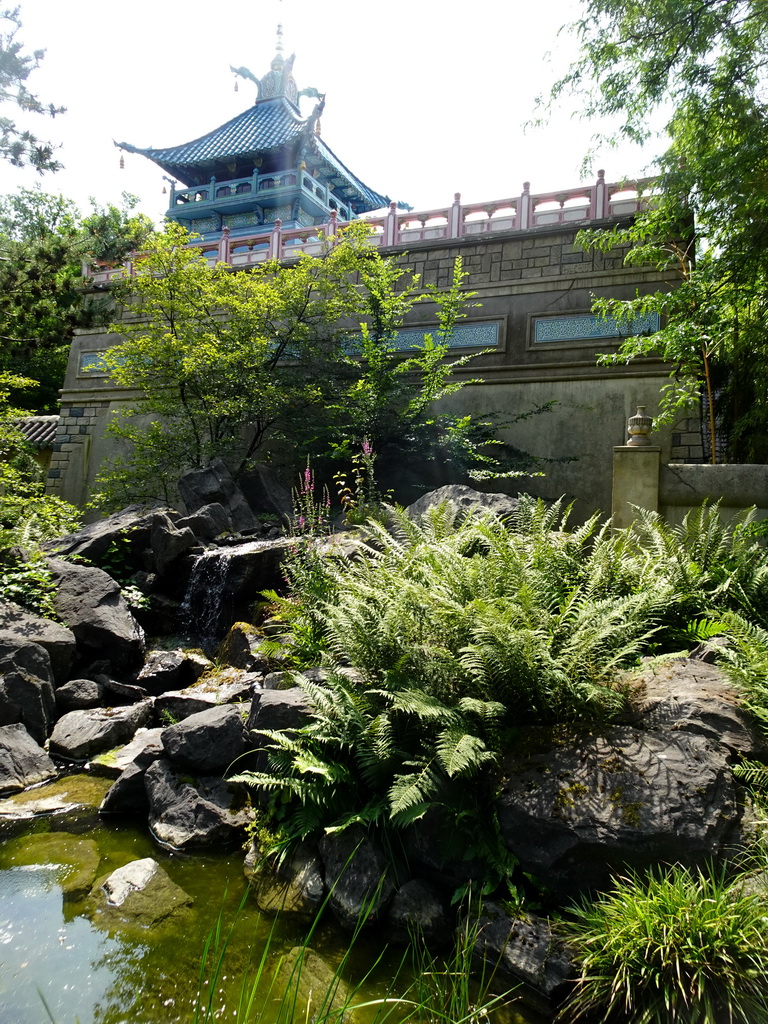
[82,171,654,284]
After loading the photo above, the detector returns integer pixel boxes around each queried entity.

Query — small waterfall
[182,549,235,652]
[181,539,278,652]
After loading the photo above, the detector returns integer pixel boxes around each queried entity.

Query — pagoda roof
[117,96,389,212]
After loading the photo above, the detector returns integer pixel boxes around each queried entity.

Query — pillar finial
[627,405,653,446]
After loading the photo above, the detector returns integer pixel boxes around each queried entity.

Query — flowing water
[0,776,549,1024]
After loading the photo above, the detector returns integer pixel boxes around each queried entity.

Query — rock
[89,857,192,929]
[150,513,198,577]
[90,727,164,779]
[387,880,451,947]
[183,538,294,646]
[0,773,112,826]
[136,648,209,695]
[263,671,290,690]
[161,704,247,775]
[238,464,292,520]
[0,723,56,795]
[154,668,256,722]
[2,832,101,899]
[217,622,270,672]
[244,839,325,918]
[628,657,767,760]
[0,600,76,682]
[496,724,741,898]
[0,638,55,745]
[405,485,519,522]
[470,903,573,1008]
[144,758,250,849]
[48,701,153,761]
[246,687,313,772]
[47,558,144,671]
[55,677,105,712]
[176,502,232,540]
[271,947,351,1022]
[319,825,396,929]
[45,505,179,563]
[178,458,260,534]
[95,674,149,704]
[99,731,164,813]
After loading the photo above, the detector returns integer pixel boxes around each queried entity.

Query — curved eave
[310,136,389,212]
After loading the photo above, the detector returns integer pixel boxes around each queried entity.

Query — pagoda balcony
[168,169,353,224]
[83,173,654,285]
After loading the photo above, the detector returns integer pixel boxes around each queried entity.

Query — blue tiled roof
[119,98,304,171]
[118,97,389,211]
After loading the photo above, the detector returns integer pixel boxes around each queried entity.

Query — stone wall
[51,221,674,517]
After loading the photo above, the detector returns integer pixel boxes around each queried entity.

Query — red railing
[82,172,654,285]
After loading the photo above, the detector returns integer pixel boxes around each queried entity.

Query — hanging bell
[119,153,124,169]
[234,78,239,93]
[162,185,167,194]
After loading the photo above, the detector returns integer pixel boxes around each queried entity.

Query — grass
[557,862,768,1024]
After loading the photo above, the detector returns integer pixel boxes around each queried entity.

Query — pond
[0,775,548,1024]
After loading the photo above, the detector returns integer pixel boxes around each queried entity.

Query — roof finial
[276,20,283,55]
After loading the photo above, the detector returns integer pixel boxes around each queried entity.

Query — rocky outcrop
[245,839,325,918]
[497,725,738,898]
[144,758,250,849]
[48,701,153,761]
[178,458,260,535]
[0,723,56,795]
[406,485,519,521]
[318,826,396,929]
[45,505,178,563]
[161,705,247,775]
[89,857,193,928]
[470,903,573,1008]
[0,600,76,682]
[0,637,56,744]
[47,559,144,670]
[627,656,767,759]
[387,880,451,947]
[217,622,271,672]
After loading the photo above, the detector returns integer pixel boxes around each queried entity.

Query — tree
[96,222,535,508]
[0,6,63,173]
[0,188,155,413]
[546,0,768,462]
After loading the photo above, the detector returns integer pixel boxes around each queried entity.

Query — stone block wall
[51,221,676,517]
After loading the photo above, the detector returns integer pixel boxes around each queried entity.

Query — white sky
[0,0,662,223]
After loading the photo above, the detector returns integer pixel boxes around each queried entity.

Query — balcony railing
[83,171,654,285]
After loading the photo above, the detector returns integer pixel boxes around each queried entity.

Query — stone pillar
[611,406,661,529]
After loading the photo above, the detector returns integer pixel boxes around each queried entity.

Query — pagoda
[115,27,389,241]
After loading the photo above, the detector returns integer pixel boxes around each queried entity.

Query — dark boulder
[0,600,76,682]
[136,648,210,696]
[161,705,247,775]
[244,839,325,918]
[0,723,56,795]
[47,559,144,671]
[0,637,55,744]
[496,724,740,898]
[470,903,573,1010]
[176,503,232,540]
[89,857,193,929]
[99,730,164,814]
[246,686,313,772]
[178,458,260,535]
[55,677,105,713]
[387,880,451,947]
[144,757,250,850]
[48,700,153,761]
[238,464,292,520]
[150,513,198,577]
[45,505,179,564]
[626,657,767,760]
[154,668,256,722]
[318,825,396,929]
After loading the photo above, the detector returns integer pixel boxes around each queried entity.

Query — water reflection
[0,803,548,1024]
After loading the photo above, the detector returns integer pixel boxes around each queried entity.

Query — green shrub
[558,864,768,1024]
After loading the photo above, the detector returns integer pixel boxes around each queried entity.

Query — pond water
[0,776,549,1024]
